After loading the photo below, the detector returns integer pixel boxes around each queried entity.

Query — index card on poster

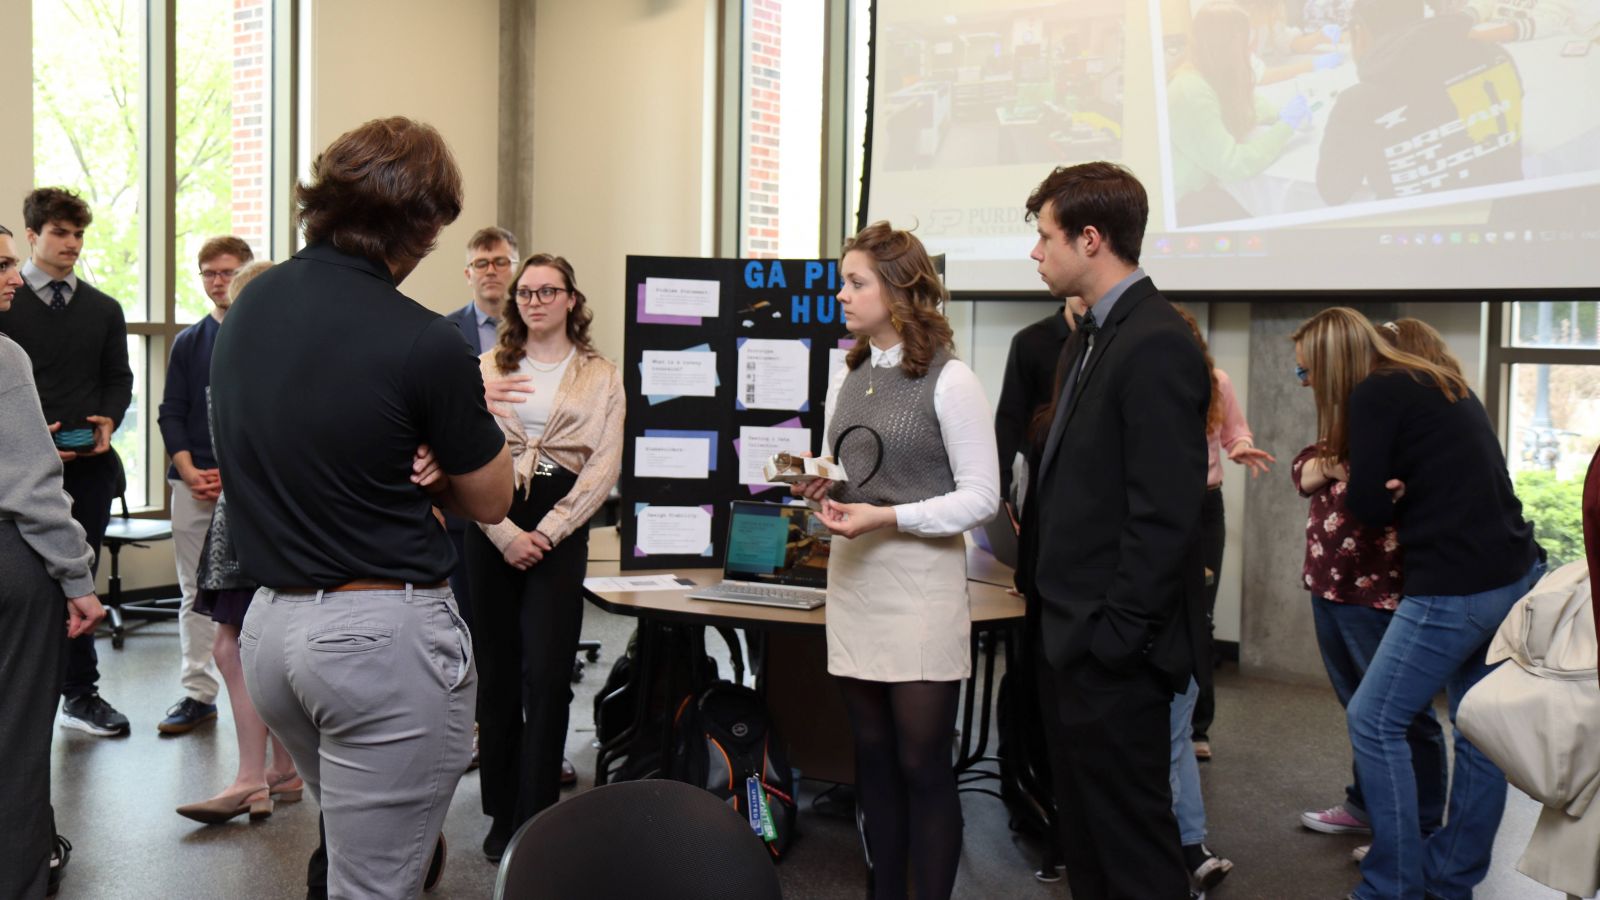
[634,436,712,480]
[641,350,718,398]
[644,278,721,319]
[635,505,714,556]
[736,338,810,411]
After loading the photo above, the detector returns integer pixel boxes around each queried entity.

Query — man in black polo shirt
[0,187,133,738]
[211,116,511,899]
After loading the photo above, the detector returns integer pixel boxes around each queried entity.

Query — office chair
[102,494,176,648]
[493,780,782,900]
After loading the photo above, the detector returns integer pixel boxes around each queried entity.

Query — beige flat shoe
[268,772,304,803]
[177,784,268,824]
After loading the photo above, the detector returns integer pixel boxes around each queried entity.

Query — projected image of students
[877,4,1125,172]
[1167,2,1313,225]
[1317,0,1524,206]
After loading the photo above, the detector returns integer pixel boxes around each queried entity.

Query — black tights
[837,677,963,900]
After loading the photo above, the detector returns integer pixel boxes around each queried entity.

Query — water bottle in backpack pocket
[668,681,798,859]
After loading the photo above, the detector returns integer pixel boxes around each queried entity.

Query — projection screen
[863,0,1600,293]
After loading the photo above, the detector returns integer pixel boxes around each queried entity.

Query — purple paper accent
[635,284,702,326]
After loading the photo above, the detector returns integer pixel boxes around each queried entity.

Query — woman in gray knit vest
[795,222,1000,900]
[0,223,106,899]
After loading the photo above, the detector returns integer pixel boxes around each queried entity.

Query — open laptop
[688,501,830,610]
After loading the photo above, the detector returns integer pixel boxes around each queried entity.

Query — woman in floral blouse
[1291,399,1446,855]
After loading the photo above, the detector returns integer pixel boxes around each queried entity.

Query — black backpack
[668,681,798,860]
[593,626,719,783]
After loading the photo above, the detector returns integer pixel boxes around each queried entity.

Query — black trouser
[1191,486,1225,741]
[0,522,70,899]
[60,453,116,700]
[464,471,588,830]
[1047,652,1189,900]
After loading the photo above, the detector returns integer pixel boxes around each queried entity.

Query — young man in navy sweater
[154,235,255,735]
[0,187,133,737]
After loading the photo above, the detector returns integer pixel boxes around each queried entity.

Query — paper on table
[645,277,721,319]
[736,338,810,411]
[641,350,718,398]
[634,436,712,479]
[636,505,714,556]
[738,426,813,487]
[584,574,698,593]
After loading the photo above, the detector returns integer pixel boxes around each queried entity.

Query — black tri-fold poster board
[620,255,852,571]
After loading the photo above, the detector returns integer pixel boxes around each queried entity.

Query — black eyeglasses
[1294,364,1310,384]
[469,257,515,271]
[515,286,571,305]
[199,268,238,282]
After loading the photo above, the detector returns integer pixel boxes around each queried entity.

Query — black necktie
[48,281,68,311]
[1067,310,1099,403]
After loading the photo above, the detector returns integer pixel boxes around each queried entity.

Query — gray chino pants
[241,584,475,900]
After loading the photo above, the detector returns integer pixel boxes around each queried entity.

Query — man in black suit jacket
[439,225,520,633]
[1025,163,1211,900]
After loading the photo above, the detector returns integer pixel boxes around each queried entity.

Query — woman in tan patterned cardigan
[464,253,623,862]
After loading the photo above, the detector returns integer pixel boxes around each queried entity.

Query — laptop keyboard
[701,584,822,605]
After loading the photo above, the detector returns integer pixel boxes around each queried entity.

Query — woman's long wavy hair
[1172,304,1225,435]
[1376,317,1465,378]
[1292,308,1469,464]
[492,253,595,375]
[841,221,955,379]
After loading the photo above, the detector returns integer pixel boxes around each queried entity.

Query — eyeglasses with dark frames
[515,286,572,305]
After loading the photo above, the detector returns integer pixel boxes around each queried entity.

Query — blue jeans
[1169,677,1205,846]
[1347,562,1544,900]
[1311,596,1447,831]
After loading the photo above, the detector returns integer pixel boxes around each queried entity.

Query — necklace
[525,347,571,373]
[866,364,875,396]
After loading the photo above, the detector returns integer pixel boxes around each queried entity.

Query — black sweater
[1346,369,1537,596]
[0,281,133,430]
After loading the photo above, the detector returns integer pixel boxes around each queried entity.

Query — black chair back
[493,779,782,900]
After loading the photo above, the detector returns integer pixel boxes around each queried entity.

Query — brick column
[232,0,270,255]
[744,0,782,258]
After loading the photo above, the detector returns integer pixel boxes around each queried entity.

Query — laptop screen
[723,502,831,589]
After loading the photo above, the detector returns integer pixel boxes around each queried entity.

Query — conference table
[580,525,1033,813]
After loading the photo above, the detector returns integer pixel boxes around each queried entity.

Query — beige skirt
[824,527,971,682]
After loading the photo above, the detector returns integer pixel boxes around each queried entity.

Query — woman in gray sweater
[0,223,105,899]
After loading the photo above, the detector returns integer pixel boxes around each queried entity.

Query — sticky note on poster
[735,422,813,492]
[634,504,715,557]
[645,278,721,319]
[736,338,811,411]
[634,436,711,480]
[640,346,718,404]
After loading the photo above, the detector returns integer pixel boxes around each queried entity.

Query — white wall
[0,1,30,236]
[526,0,718,364]
[302,0,502,315]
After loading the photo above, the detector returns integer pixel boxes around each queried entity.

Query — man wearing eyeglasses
[448,226,518,357]
[440,228,518,765]
[155,235,253,735]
